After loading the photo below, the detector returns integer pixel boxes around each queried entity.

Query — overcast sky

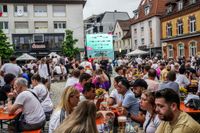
[83,0,141,19]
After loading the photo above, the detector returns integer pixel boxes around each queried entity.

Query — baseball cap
[130,79,148,89]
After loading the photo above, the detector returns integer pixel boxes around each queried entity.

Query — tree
[62,30,79,58]
[0,29,13,59]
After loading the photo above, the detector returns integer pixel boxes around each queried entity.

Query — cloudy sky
[83,0,141,19]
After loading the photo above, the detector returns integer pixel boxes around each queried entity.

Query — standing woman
[49,86,80,133]
[140,90,160,133]
[38,58,49,84]
[55,100,98,133]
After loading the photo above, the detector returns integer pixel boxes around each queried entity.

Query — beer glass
[118,116,127,129]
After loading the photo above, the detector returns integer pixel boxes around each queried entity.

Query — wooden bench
[23,129,41,133]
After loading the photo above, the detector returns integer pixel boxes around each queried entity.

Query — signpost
[86,34,114,60]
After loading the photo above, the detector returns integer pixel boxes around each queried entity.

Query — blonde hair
[56,86,79,114]
[142,90,156,118]
[55,100,98,133]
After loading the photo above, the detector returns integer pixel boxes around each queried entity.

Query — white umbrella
[16,53,36,61]
[127,49,149,56]
[48,52,60,58]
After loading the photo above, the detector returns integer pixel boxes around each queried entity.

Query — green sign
[86,34,114,60]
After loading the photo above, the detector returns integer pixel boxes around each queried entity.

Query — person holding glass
[140,90,160,133]
[55,100,98,133]
[49,86,80,133]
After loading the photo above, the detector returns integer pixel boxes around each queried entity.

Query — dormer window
[133,10,139,19]
[144,6,150,15]
[167,5,173,13]
[190,0,196,4]
[177,1,183,11]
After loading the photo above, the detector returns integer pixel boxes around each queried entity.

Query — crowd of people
[0,54,200,132]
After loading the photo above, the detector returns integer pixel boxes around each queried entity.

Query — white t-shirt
[65,77,79,88]
[14,90,45,124]
[32,84,53,112]
[143,112,160,133]
[109,89,123,106]
[49,109,69,133]
[54,65,62,74]
[1,63,22,77]
[175,74,190,87]
[38,64,49,79]
[80,61,92,69]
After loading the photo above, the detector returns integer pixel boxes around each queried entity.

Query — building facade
[161,0,200,59]
[0,0,86,57]
[130,0,167,57]
[113,20,132,56]
[84,11,130,34]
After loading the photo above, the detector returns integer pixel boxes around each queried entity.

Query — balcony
[54,29,65,33]
[34,12,47,17]
[2,29,9,34]
[14,12,28,17]
[15,29,29,33]
[53,12,65,17]
[35,28,48,33]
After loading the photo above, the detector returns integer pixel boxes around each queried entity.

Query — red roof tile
[131,0,168,25]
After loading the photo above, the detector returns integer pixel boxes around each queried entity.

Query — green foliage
[0,29,13,59]
[62,30,79,58]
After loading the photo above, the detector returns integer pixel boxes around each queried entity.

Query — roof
[131,0,168,25]
[0,0,86,5]
[118,20,131,31]
[122,30,131,40]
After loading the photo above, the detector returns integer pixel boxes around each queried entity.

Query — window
[190,0,196,4]
[54,21,66,29]
[34,22,48,29]
[144,6,150,15]
[134,11,138,19]
[168,45,173,58]
[189,16,196,33]
[148,20,152,28]
[14,5,28,16]
[135,40,137,46]
[34,5,47,13]
[141,38,144,44]
[119,32,121,38]
[15,21,28,29]
[177,19,183,35]
[0,5,8,16]
[177,1,183,11]
[189,41,197,56]
[134,28,137,34]
[34,34,44,43]
[167,22,172,37]
[0,22,8,29]
[167,5,172,13]
[178,44,184,57]
[141,27,144,32]
[53,5,65,16]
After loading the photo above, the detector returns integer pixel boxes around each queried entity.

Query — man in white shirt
[7,78,45,132]
[79,57,92,70]
[1,56,22,77]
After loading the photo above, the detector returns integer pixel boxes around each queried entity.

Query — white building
[130,0,167,57]
[0,0,86,57]
[113,20,132,55]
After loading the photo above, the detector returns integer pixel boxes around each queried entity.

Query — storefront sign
[32,43,46,49]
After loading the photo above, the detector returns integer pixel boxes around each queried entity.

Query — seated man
[155,88,200,133]
[80,82,103,110]
[7,78,46,132]
[80,82,96,102]
[107,76,123,107]
[116,77,139,116]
